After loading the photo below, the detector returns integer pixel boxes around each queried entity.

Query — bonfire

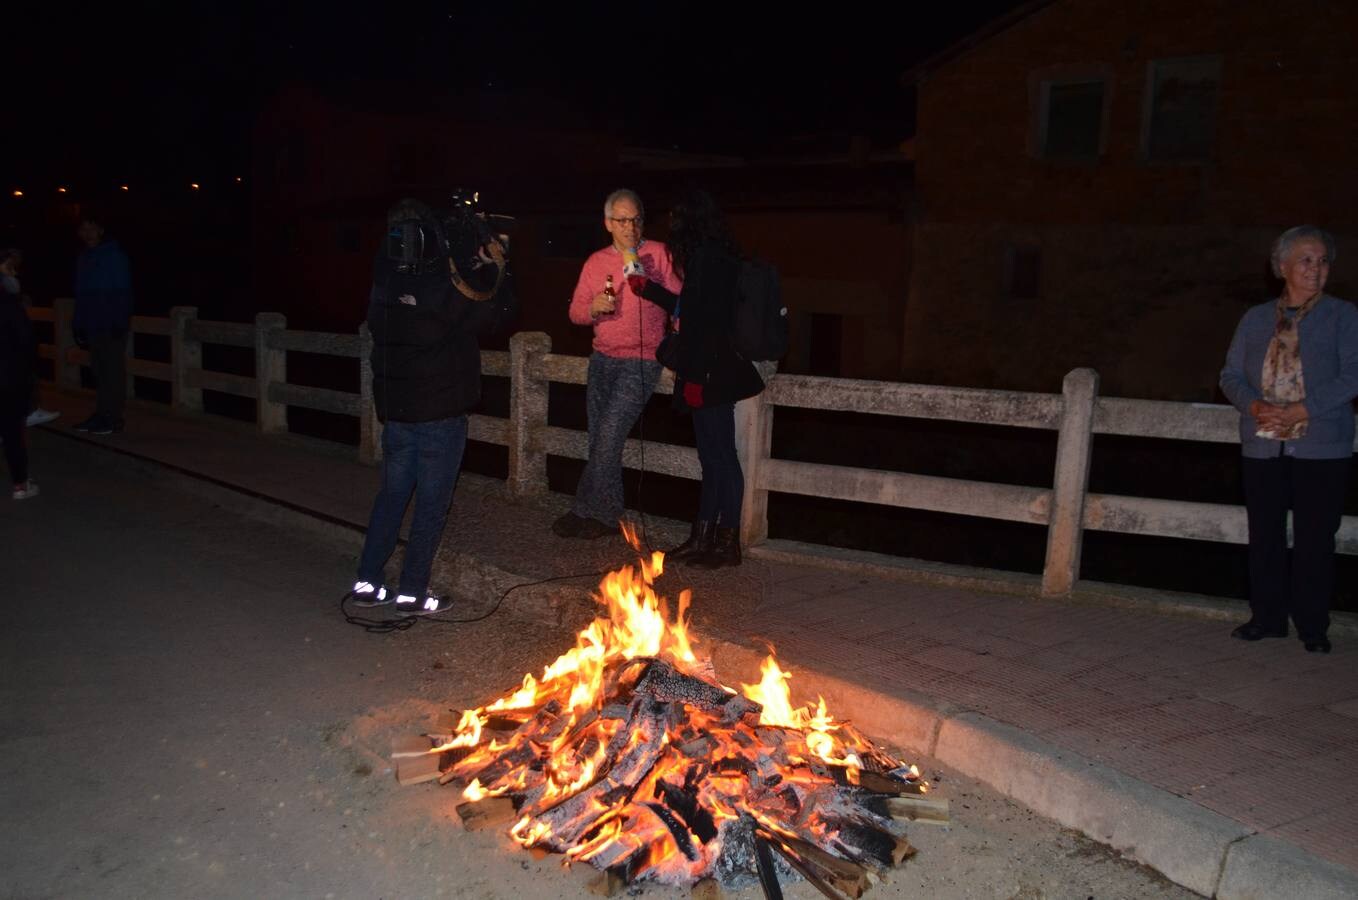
[394,531,946,898]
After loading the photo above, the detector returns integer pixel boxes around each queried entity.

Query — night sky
[6,1,1026,191]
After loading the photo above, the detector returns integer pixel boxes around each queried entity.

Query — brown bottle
[604,274,616,299]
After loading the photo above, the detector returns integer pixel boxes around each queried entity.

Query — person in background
[72,218,133,436]
[1220,225,1358,654]
[0,249,59,426]
[1,255,39,498]
[552,189,683,540]
[637,191,765,568]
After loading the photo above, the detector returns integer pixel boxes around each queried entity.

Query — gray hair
[604,189,644,219]
[1270,225,1336,277]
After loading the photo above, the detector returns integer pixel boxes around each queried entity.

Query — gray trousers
[571,352,662,524]
[88,332,128,420]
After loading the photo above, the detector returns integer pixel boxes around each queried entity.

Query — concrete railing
[31,306,1358,597]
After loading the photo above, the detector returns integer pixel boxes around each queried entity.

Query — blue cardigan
[1219,294,1358,459]
[73,240,133,335]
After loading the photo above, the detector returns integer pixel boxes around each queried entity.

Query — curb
[46,429,1358,898]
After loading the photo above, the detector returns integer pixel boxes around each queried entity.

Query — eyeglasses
[608,216,644,227]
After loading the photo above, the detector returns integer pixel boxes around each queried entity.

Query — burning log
[393,538,938,895]
[753,830,785,900]
[456,797,517,832]
[634,660,762,724]
[762,830,871,900]
[391,735,461,786]
[642,802,700,861]
[654,778,718,844]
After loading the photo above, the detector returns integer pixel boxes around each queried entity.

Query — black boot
[668,521,715,562]
[692,527,741,569]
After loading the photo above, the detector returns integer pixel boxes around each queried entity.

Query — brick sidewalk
[32,387,1358,877]
[706,564,1358,873]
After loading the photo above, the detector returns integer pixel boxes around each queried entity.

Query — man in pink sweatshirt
[552,189,682,539]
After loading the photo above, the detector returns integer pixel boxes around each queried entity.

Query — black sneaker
[88,418,124,436]
[394,593,454,616]
[73,415,100,432]
[350,581,392,608]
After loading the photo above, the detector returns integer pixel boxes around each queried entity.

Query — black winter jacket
[367,257,518,423]
[642,243,763,410]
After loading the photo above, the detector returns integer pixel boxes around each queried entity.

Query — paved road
[1,432,1189,899]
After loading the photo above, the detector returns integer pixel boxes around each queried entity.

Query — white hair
[1271,225,1336,278]
[604,189,644,219]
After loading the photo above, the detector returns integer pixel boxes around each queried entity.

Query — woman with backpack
[637,191,765,568]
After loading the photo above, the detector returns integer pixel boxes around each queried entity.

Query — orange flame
[440,533,921,884]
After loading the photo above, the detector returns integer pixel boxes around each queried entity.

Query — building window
[1142,56,1222,163]
[1038,79,1107,161]
[1005,244,1042,299]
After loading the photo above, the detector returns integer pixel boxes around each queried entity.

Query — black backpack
[732,258,788,361]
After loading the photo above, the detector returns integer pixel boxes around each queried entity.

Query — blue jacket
[1219,294,1358,459]
[73,240,133,335]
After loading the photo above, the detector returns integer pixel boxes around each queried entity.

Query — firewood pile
[393,546,948,898]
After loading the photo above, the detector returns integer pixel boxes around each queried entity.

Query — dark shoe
[691,527,741,569]
[1304,638,1332,654]
[552,512,589,538]
[350,581,392,608]
[668,521,715,562]
[551,512,615,540]
[73,415,100,432]
[577,517,616,539]
[88,417,124,436]
[1231,621,1288,641]
[394,593,454,616]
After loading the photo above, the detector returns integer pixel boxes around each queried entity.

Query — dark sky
[6,1,1027,189]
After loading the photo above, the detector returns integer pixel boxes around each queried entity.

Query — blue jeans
[692,402,743,527]
[357,415,468,597]
[572,352,662,524]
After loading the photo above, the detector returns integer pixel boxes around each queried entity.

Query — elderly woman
[1220,226,1358,653]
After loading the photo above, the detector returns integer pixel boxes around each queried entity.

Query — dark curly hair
[666,189,737,278]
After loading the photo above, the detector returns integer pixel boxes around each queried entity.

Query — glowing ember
[412,538,934,892]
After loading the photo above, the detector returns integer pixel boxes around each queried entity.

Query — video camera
[385,189,514,301]
[442,187,513,261]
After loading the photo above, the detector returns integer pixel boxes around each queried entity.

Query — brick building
[902,0,1358,399]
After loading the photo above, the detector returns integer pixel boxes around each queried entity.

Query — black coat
[642,243,764,410]
[367,256,518,423]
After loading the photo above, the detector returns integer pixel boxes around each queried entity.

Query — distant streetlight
[235,176,243,183]
[57,186,68,194]
[120,185,130,192]
[11,189,22,197]
[190,183,201,190]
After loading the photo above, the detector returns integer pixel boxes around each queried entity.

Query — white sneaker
[12,480,39,500]
[351,581,391,607]
[394,593,453,616]
[26,409,60,427]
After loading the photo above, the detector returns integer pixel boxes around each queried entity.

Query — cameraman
[351,197,518,614]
